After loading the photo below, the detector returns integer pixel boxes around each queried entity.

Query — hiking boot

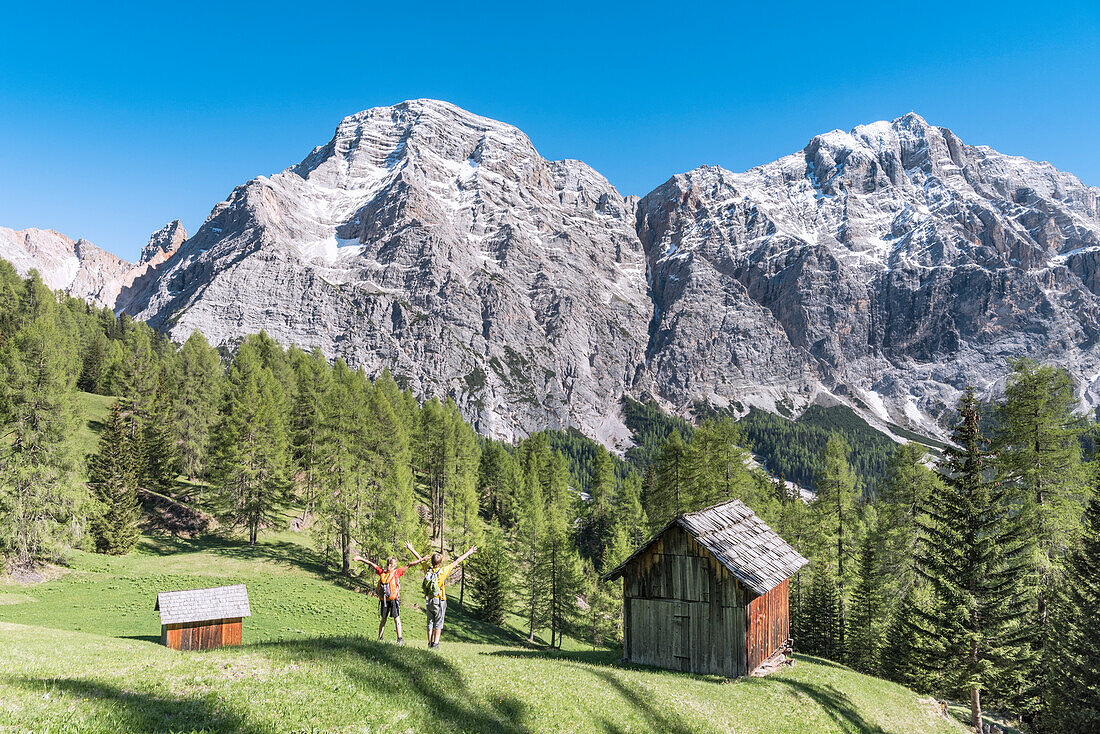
[397,638,404,646]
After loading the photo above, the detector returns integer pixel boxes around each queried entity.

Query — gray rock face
[0,226,132,307]
[0,222,188,308]
[120,100,650,443]
[637,113,1100,435]
[17,103,1100,443]
[140,220,188,266]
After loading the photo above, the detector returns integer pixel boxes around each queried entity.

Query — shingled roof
[155,584,251,625]
[603,500,808,596]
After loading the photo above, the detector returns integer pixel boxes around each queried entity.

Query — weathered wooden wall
[623,525,748,677]
[162,617,243,650]
[746,577,788,673]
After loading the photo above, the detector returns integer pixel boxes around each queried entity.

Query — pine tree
[468,522,511,625]
[878,442,940,610]
[1041,493,1100,733]
[0,288,83,565]
[848,514,882,673]
[994,359,1088,709]
[360,383,421,562]
[516,444,550,643]
[881,584,934,693]
[139,368,179,492]
[809,434,857,659]
[87,402,141,554]
[804,562,842,660]
[312,360,369,573]
[918,387,1035,731]
[652,431,690,525]
[478,441,519,527]
[174,331,222,481]
[581,447,616,568]
[209,346,289,546]
[543,452,583,648]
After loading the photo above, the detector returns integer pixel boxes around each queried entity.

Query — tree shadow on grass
[252,636,532,733]
[138,534,328,577]
[486,647,622,666]
[583,668,695,734]
[7,676,266,734]
[771,679,888,733]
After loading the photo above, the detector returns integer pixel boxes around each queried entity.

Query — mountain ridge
[8,101,1100,445]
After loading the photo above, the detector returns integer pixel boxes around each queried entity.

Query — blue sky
[1,1,1097,262]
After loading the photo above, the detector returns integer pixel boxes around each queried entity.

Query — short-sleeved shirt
[420,561,453,601]
[374,565,409,599]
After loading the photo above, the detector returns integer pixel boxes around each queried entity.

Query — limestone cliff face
[636,113,1100,435]
[13,103,1100,443]
[0,221,187,308]
[119,100,650,443]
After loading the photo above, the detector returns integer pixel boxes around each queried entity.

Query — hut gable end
[604,500,808,597]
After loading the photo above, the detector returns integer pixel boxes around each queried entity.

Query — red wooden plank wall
[745,578,789,673]
[162,618,243,650]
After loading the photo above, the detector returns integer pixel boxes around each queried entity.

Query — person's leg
[433,599,447,645]
[392,600,402,641]
[378,601,387,640]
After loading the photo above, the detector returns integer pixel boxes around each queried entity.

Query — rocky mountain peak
[140,220,188,265]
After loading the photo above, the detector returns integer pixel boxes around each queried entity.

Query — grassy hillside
[0,533,969,734]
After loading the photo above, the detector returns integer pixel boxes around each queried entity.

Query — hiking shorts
[380,597,400,621]
[426,598,447,631]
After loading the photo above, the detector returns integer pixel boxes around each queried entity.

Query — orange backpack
[378,569,400,600]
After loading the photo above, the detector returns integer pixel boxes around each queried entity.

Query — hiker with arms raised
[353,553,417,645]
[405,541,477,649]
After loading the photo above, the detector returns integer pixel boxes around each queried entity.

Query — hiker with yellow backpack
[353,554,418,645]
[404,541,477,649]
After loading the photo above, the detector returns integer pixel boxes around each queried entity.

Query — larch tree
[809,434,857,657]
[209,345,290,546]
[87,401,141,554]
[174,331,223,481]
[0,290,83,565]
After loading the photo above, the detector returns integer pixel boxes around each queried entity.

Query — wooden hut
[603,500,807,677]
[155,584,251,650]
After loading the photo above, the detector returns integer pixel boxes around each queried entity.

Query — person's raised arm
[354,555,382,572]
[404,541,425,565]
[453,546,478,566]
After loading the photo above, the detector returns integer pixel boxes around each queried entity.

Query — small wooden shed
[155,584,251,650]
[603,500,807,677]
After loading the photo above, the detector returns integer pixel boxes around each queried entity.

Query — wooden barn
[155,584,251,650]
[603,500,808,678]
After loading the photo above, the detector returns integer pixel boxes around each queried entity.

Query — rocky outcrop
[0,222,187,308]
[636,113,1100,435]
[120,100,650,443]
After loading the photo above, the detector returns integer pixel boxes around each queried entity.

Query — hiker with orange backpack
[353,554,417,644]
[404,541,477,648]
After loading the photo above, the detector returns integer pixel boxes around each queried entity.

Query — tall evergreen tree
[516,441,550,643]
[209,346,289,545]
[652,430,690,525]
[174,332,222,481]
[139,367,179,492]
[803,562,842,660]
[809,434,857,658]
[468,522,511,625]
[1041,493,1100,733]
[918,387,1035,731]
[288,347,331,507]
[848,513,883,673]
[87,402,141,554]
[0,287,83,565]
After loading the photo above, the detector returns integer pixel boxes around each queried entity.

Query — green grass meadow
[0,392,971,733]
[0,532,970,734]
